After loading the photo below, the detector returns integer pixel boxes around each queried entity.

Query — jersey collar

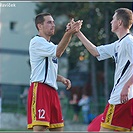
[119,33,130,42]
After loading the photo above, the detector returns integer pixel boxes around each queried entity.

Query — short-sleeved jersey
[96,33,133,104]
[29,35,58,90]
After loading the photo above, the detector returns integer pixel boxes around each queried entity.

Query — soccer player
[71,8,133,131]
[27,13,82,131]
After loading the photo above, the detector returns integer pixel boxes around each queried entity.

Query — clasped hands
[65,18,83,34]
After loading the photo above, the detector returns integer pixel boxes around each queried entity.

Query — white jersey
[96,33,133,104]
[29,35,58,90]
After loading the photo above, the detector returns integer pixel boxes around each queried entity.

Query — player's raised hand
[65,18,74,31]
[66,18,83,34]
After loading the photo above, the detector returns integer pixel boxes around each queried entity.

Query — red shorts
[101,98,133,131]
[27,82,64,129]
[87,113,103,131]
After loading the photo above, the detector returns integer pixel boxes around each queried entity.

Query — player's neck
[38,33,51,42]
[116,28,130,40]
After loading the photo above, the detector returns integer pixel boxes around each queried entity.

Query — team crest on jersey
[52,57,58,64]
[114,52,118,63]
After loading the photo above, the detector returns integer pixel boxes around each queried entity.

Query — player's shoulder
[32,35,45,41]
[125,33,133,40]
[120,33,133,44]
[125,34,133,44]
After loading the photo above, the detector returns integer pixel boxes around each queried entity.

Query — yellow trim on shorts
[28,121,50,129]
[50,122,64,128]
[32,82,38,122]
[28,121,64,129]
[101,122,130,131]
[105,104,115,124]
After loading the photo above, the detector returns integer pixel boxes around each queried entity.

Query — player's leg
[49,127,64,131]
[33,125,48,131]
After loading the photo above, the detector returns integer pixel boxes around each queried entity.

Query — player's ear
[118,19,122,26]
[37,23,42,30]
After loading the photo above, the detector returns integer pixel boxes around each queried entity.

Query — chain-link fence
[0,84,29,115]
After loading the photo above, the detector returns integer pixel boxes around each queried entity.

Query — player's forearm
[56,20,82,58]
[56,32,72,58]
[57,74,64,82]
[76,31,99,57]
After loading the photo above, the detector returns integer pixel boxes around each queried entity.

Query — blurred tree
[34,2,132,114]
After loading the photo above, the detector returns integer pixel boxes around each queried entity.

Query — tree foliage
[35,2,132,69]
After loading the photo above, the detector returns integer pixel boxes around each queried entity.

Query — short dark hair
[35,12,51,30]
[115,8,133,29]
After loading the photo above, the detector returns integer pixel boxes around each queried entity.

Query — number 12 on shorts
[38,109,45,119]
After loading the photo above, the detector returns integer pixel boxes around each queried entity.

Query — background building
[0,2,36,85]
[0,1,37,113]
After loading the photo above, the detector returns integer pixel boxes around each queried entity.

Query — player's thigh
[49,127,64,131]
[33,125,47,131]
